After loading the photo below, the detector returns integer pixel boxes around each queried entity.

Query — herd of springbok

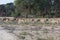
[0,17,60,24]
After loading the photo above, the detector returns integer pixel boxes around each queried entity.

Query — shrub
[37,38,46,40]
[20,32,28,35]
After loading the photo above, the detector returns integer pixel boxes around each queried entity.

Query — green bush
[37,38,46,40]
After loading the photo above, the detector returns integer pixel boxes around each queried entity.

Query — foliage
[20,32,28,35]
[37,38,46,40]
[14,0,50,17]
[0,0,60,17]
[0,3,15,17]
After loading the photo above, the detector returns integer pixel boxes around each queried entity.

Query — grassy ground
[0,19,60,40]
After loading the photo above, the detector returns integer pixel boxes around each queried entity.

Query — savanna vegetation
[0,0,60,18]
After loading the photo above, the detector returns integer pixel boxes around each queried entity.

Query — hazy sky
[0,0,14,4]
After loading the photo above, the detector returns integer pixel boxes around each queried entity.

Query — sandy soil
[0,27,19,40]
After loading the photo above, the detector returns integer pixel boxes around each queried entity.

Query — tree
[5,3,15,17]
[0,5,6,16]
[14,0,50,18]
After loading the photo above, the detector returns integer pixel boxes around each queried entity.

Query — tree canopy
[14,0,51,18]
[0,0,60,18]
